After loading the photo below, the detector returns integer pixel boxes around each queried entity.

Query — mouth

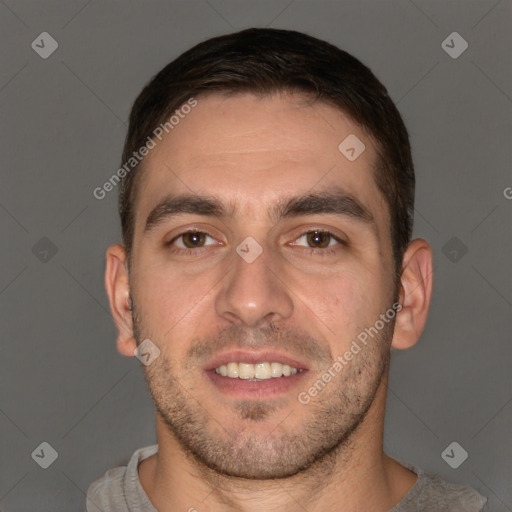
[204,351,309,398]
[214,361,302,380]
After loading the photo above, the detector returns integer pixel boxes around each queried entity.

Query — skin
[105,92,433,512]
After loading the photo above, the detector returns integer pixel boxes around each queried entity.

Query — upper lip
[204,350,309,371]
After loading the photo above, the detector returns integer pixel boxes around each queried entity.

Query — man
[87,28,487,511]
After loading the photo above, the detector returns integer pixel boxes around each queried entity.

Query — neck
[139,373,417,512]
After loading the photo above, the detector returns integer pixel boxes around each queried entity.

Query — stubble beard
[133,306,393,480]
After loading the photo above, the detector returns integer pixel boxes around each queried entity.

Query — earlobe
[104,244,137,357]
[392,239,433,350]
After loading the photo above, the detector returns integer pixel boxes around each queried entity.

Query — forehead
[134,92,388,229]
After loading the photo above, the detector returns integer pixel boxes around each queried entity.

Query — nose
[215,241,294,328]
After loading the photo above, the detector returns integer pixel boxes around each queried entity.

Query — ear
[105,244,137,357]
[392,238,433,350]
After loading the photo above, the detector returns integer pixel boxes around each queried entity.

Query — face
[128,92,398,479]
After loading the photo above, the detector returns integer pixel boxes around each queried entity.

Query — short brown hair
[119,28,414,274]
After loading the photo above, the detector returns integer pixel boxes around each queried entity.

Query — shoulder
[86,465,127,512]
[393,462,487,512]
[86,445,159,512]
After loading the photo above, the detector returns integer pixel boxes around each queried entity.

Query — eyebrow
[143,187,375,234]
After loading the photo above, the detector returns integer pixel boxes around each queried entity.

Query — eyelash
[293,230,346,256]
[165,229,345,256]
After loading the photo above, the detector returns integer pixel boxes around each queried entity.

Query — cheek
[132,265,212,344]
[305,267,388,335]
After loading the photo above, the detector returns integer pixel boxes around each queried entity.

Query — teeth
[255,362,271,379]
[214,362,301,380]
[271,362,283,377]
[239,363,254,379]
[227,362,238,378]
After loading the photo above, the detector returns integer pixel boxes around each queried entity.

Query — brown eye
[181,232,207,248]
[291,230,344,253]
[169,231,216,250]
[306,231,332,248]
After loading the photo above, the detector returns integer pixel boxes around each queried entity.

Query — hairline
[124,89,397,270]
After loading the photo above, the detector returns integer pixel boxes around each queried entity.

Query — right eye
[168,230,217,250]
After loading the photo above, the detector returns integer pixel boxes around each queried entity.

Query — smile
[214,362,302,380]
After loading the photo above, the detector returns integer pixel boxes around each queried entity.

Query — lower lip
[205,370,308,399]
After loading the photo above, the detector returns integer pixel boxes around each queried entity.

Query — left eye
[173,231,216,249]
[293,230,340,249]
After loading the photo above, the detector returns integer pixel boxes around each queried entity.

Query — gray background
[1,0,511,510]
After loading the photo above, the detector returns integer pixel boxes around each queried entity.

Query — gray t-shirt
[86,445,488,512]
